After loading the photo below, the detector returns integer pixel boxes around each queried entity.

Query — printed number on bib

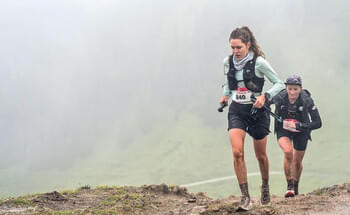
[283,119,300,132]
[232,88,252,103]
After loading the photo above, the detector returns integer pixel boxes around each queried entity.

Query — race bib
[232,87,252,103]
[283,119,300,132]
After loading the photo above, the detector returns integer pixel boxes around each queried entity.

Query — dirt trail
[0,183,349,214]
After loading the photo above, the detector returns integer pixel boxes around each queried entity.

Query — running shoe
[285,182,295,197]
[236,196,252,211]
[261,184,271,204]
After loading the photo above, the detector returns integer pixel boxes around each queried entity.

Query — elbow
[316,120,322,129]
[278,82,285,89]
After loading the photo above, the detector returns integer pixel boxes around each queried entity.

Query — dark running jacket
[272,89,322,140]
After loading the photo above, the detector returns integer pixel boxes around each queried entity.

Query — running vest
[227,54,265,92]
[280,97,303,122]
[273,89,313,136]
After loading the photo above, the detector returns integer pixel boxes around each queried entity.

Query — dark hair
[229,26,265,58]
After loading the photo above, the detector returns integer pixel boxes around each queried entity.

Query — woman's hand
[283,120,301,132]
[253,94,266,108]
[220,96,229,105]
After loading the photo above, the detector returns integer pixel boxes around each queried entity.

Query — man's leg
[292,150,305,195]
[278,137,295,197]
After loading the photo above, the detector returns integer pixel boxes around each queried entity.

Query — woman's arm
[255,57,284,100]
[222,56,232,98]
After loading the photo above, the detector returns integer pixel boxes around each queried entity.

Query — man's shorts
[228,102,270,140]
[277,129,309,151]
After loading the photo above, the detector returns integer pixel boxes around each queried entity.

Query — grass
[98,187,147,210]
[1,196,35,206]
[0,185,150,215]
[0,105,349,200]
[12,198,31,205]
[60,186,90,195]
[106,195,122,201]
[52,112,350,199]
[0,106,347,215]
[314,190,323,196]
[95,185,120,191]
[78,185,91,190]
[312,188,325,196]
[61,189,76,195]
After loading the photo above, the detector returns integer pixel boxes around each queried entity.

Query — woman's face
[230,38,250,61]
[286,85,302,100]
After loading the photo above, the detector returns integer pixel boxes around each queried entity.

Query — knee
[233,150,244,161]
[284,151,293,161]
[294,160,303,168]
[256,153,267,163]
[256,156,267,164]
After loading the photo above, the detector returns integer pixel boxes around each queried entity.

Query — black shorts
[277,129,309,151]
[227,102,270,140]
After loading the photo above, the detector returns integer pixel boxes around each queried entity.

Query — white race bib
[283,119,300,132]
[232,87,252,103]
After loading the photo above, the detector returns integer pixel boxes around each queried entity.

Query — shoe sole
[236,203,252,212]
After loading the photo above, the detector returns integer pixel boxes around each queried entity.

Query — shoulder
[300,89,312,98]
[255,56,269,66]
[300,89,315,106]
[255,56,273,71]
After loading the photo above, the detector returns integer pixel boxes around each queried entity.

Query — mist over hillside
[0,0,349,197]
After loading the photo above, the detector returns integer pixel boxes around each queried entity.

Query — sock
[287,179,294,191]
[239,183,250,197]
[294,180,299,195]
[262,178,269,187]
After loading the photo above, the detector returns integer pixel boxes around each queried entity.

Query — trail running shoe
[285,182,295,197]
[236,196,252,211]
[261,184,271,204]
[284,189,295,197]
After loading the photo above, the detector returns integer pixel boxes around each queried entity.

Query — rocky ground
[0,183,349,215]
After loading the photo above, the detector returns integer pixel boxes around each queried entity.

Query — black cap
[285,75,302,86]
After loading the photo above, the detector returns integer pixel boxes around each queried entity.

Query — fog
[0,0,349,197]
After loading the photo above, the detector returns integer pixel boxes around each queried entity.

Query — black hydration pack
[227,54,265,93]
